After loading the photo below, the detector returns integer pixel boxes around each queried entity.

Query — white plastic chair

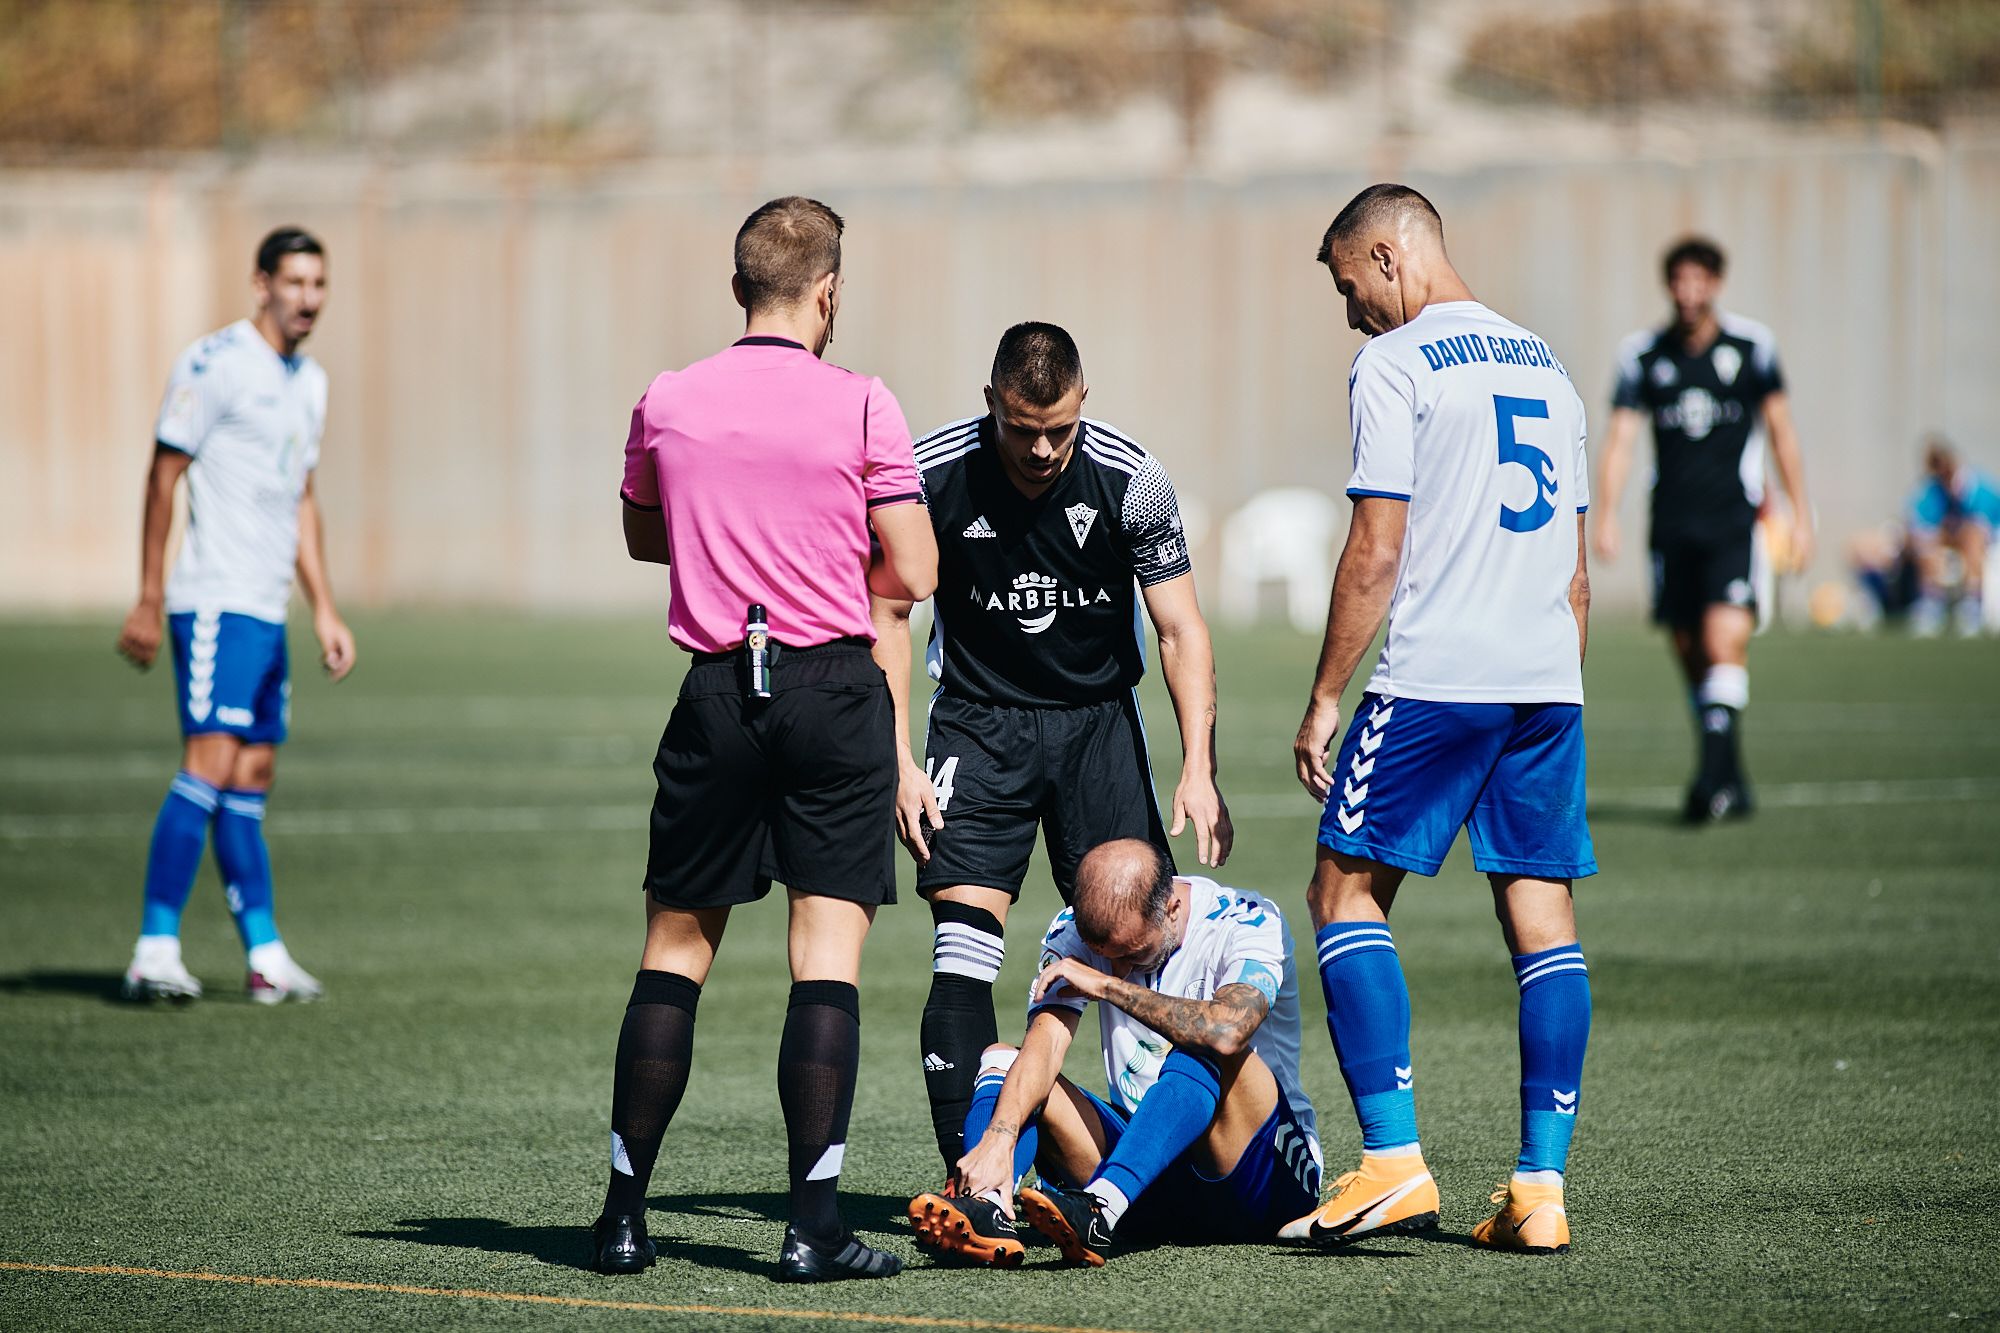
[1219,487,1344,634]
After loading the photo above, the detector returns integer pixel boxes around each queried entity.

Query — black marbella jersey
[1612,313,1785,544]
[914,415,1191,708]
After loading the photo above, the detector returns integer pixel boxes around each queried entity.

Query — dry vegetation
[1454,0,1999,117]
[0,0,462,153]
[1454,3,1733,108]
[969,0,1375,126]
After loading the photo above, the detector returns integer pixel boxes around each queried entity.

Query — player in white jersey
[114,228,356,1005]
[1285,186,1595,1255]
[907,840,1320,1267]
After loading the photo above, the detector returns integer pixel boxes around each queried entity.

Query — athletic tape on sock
[1698,663,1750,710]
[930,902,1005,982]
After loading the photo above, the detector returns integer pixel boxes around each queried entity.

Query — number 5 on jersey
[926,755,959,812]
[1494,394,1558,534]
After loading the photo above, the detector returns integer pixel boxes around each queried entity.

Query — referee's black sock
[778,980,862,1249]
[603,969,700,1218]
[920,901,1005,1169]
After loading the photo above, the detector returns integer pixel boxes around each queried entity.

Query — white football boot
[245,941,325,1004]
[122,936,203,1003]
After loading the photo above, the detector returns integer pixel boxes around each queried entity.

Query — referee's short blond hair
[734,196,844,314]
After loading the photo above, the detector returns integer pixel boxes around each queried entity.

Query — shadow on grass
[0,970,131,1003]
[352,1192,915,1276]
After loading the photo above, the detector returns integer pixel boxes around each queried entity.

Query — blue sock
[962,1056,1038,1186]
[140,772,219,937]
[213,789,279,951]
[1316,921,1419,1153]
[1514,943,1592,1176]
[1089,1049,1222,1215]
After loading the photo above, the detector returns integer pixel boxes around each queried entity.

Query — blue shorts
[168,611,290,745]
[1050,1088,1321,1243]
[1317,694,1595,880]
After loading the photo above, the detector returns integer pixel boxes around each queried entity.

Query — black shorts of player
[916,691,1172,902]
[645,638,896,909]
[1651,527,1759,628]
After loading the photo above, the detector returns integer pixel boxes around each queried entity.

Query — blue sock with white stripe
[1316,921,1419,1154]
[961,1048,1038,1196]
[140,772,219,937]
[1513,943,1591,1177]
[1088,1049,1223,1228]
[213,789,279,951]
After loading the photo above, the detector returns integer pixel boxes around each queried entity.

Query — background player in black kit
[870,322,1233,1176]
[1593,237,1814,821]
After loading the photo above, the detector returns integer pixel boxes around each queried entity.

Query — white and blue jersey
[1031,877,1322,1239]
[1347,301,1588,705]
[1032,876,1317,1149]
[156,319,326,626]
[154,319,325,742]
[1326,301,1594,880]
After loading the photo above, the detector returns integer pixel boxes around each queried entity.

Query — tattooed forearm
[1101,980,1269,1057]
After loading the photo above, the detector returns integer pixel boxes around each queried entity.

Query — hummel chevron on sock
[778,980,862,1248]
[1316,921,1419,1153]
[1087,1049,1223,1229]
[604,970,700,1217]
[1514,943,1591,1176]
[213,789,279,951]
[141,772,219,937]
[921,901,1004,1168]
[961,1047,1038,1201]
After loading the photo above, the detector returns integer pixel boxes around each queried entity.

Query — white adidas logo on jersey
[962,515,996,538]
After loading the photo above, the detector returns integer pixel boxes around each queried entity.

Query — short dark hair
[1132,844,1175,925]
[1317,183,1443,266]
[256,227,323,275]
[1663,236,1726,282]
[734,196,844,313]
[990,321,1083,406]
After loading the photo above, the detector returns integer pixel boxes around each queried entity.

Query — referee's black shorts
[916,691,1172,903]
[1650,525,1762,628]
[645,639,896,909]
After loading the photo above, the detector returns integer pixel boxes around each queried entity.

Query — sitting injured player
[908,839,1320,1267]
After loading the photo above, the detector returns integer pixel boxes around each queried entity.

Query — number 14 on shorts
[926,755,959,812]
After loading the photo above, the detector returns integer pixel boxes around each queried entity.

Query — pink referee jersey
[621,336,923,654]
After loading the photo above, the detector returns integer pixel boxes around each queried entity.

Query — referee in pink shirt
[594,197,938,1282]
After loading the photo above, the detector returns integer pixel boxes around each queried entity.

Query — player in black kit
[870,322,1233,1177]
[1593,237,1814,821]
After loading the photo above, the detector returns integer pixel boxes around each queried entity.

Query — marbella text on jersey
[966,572,1115,636]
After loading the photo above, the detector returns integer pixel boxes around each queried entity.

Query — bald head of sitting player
[1315,183,1476,337]
[1069,839,1188,980]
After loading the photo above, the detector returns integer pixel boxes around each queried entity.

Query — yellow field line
[0,1261,1150,1333]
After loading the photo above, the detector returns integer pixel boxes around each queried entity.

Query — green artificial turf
[2,614,1996,1330]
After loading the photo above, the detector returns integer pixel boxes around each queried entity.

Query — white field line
[3,776,1997,841]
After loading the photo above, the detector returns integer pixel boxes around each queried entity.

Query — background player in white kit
[907,839,1319,1268]
[115,227,356,1004]
[1286,186,1595,1255]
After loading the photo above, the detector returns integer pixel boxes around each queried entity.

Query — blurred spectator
[1844,521,1922,630]
[1906,436,2000,637]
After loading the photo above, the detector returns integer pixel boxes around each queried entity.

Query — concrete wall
[4,125,1996,612]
